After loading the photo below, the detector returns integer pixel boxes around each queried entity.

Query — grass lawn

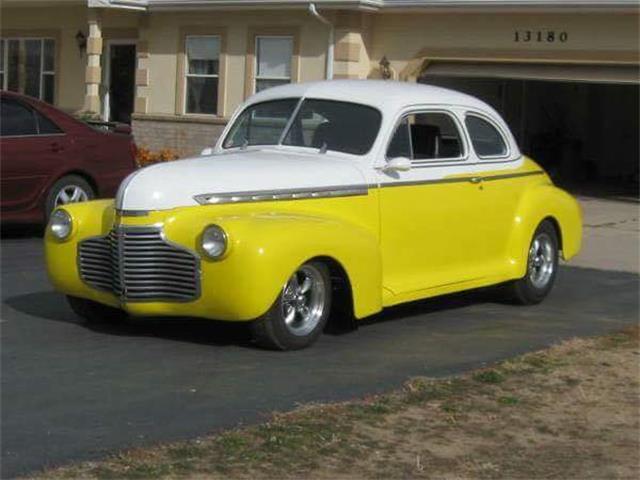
[30,326,639,479]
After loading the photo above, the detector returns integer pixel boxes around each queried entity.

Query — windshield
[222,98,381,155]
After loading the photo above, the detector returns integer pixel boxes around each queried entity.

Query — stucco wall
[369,12,640,79]
[1,6,88,112]
[143,10,328,118]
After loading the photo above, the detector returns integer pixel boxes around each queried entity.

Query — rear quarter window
[465,115,508,158]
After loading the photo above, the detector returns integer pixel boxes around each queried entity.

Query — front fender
[507,184,582,278]
[185,212,383,320]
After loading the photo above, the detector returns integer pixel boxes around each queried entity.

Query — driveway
[1,197,638,477]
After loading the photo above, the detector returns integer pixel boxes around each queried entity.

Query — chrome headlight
[49,209,73,240]
[201,225,227,259]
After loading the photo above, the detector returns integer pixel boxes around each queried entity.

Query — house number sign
[514,30,568,43]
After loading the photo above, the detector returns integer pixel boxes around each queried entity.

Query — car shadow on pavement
[5,286,506,348]
[4,291,252,348]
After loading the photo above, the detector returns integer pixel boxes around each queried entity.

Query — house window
[1,38,55,104]
[185,35,220,114]
[255,36,293,93]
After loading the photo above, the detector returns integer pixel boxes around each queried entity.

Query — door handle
[469,176,483,184]
[50,143,63,153]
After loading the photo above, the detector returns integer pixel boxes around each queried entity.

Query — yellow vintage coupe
[45,80,582,350]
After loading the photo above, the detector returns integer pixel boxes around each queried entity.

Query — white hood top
[115,149,369,211]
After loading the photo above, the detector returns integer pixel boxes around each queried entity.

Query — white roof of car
[247,80,492,114]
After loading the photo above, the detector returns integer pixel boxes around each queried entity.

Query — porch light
[379,56,392,80]
[75,31,87,56]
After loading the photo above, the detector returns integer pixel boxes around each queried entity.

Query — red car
[0,91,137,224]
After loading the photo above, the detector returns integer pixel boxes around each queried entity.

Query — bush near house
[136,147,180,168]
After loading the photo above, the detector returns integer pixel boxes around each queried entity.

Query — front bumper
[44,200,277,321]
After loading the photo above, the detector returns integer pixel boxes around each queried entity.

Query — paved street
[1,199,639,477]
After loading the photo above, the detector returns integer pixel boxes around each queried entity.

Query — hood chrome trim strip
[194,184,369,205]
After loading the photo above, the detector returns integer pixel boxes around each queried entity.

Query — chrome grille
[78,226,200,302]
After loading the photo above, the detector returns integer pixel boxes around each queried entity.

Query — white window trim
[183,34,220,115]
[386,108,469,164]
[254,35,293,93]
[464,111,511,160]
[1,38,55,102]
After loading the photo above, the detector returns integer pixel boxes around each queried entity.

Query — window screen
[185,36,220,114]
[465,115,508,158]
[255,36,293,93]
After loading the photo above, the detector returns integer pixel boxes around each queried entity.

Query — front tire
[250,261,332,350]
[507,220,559,305]
[45,175,95,220]
[67,296,127,325]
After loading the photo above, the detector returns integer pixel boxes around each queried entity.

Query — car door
[0,97,66,214]
[463,111,523,274]
[377,108,484,299]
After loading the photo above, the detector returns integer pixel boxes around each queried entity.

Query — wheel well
[542,216,563,253]
[312,256,357,333]
[62,170,99,196]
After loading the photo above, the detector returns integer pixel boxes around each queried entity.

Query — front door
[108,44,136,124]
[378,109,484,299]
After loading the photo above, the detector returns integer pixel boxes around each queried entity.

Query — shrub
[136,147,180,167]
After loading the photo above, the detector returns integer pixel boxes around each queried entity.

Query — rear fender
[507,184,583,278]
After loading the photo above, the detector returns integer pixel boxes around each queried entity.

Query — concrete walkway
[569,197,639,273]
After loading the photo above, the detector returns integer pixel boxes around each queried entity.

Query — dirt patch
[30,327,640,479]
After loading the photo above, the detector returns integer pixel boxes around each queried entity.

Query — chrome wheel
[54,185,89,207]
[281,264,327,337]
[528,232,556,289]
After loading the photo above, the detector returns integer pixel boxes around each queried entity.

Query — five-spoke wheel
[45,175,95,220]
[251,261,332,350]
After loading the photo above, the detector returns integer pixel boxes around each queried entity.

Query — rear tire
[250,261,332,350]
[45,175,95,220]
[507,220,559,305]
[67,296,127,325]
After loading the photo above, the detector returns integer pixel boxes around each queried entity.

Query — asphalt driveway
[1,206,639,477]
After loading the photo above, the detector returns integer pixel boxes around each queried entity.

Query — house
[2,0,638,192]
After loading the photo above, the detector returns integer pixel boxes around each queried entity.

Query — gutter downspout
[308,3,334,80]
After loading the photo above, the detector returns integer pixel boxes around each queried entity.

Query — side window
[34,110,62,135]
[387,112,464,161]
[0,98,37,136]
[465,115,508,158]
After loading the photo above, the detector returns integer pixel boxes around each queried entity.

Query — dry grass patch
[30,326,640,480]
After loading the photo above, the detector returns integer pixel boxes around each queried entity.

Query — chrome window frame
[384,108,469,166]
[464,111,511,161]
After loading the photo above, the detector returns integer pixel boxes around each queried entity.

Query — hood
[115,149,368,211]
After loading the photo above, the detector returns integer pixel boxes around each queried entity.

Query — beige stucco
[2,4,638,120]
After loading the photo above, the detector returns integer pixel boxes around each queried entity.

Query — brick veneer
[132,114,228,158]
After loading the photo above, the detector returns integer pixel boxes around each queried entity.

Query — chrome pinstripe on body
[193,184,370,205]
[192,170,544,205]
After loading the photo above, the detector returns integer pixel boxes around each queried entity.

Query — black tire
[250,261,332,350]
[507,220,559,305]
[67,296,127,325]
[44,175,95,220]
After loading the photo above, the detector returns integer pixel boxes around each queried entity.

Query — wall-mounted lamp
[379,56,392,80]
[75,30,87,56]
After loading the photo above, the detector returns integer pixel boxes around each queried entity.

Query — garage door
[420,62,639,197]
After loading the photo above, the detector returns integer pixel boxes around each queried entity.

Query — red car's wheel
[45,175,95,220]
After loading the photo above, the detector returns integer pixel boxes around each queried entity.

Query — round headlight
[49,209,73,240]
[201,225,227,259]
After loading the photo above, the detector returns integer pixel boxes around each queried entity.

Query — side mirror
[200,147,213,156]
[382,157,412,173]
